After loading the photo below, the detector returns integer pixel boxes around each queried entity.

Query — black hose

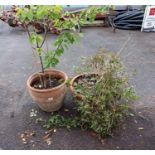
[115,25,141,30]
[114,11,144,22]
[115,20,142,24]
[114,10,138,22]
[113,10,144,30]
[129,14,144,20]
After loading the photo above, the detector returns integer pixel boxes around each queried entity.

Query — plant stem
[36,40,46,88]
[40,25,48,48]
[39,56,44,73]
[35,24,49,89]
[39,55,46,88]
[25,23,46,88]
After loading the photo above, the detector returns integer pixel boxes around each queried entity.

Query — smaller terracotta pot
[27,69,68,112]
[70,73,99,101]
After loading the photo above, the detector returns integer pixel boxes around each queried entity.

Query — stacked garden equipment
[0,5,19,27]
[113,10,145,30]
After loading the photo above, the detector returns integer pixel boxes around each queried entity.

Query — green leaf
[44,51,60,68]
[29,32,37,44]
[56,48,64,56]
[36,6,50,19]
[51,57,59,67]
[36,35,43,45]
[49,6,62,20]
[37,48,42,56]
[53,5,62,14]
[27,10,33,21]
[54,38,63,46]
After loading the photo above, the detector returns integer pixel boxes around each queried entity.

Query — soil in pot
[73,74,99,96]
[31,75,65,89]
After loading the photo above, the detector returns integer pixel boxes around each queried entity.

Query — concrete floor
[0,21,155,150]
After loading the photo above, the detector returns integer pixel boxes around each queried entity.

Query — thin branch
[40,24,48,48]
[24,23,31,39]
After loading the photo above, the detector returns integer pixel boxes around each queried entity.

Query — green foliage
[16,5,62,22]
[29,32,43,45]
[44,114,80,129]
[44,49,138,137]
[44,31,82,68]
[74,50,138,136]
[16,5,102,74]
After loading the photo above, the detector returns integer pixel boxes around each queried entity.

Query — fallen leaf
[101,139,104,145]
[30,132,35,136]
[43,133,51,140]
[138,127,144,130]
[19,131,36,145]
[22,138,26,142]
[45,128,54,135]
[45,138,52,146]
[20,134,25,138]
[43,129,55,140]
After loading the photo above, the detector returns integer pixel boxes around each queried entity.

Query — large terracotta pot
[27,69,68,112]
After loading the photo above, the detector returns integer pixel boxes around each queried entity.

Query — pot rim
[27,69,68,93]
[70,72,98,93]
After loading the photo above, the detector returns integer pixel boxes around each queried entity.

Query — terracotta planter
[27,69,68,112]
[70,73,98,101]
